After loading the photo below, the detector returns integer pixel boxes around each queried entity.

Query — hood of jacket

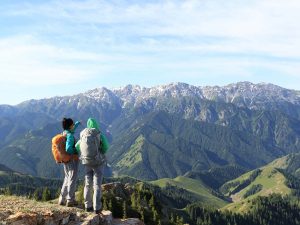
[87,118,100,130]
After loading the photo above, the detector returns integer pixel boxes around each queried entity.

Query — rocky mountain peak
[84,87,117,101]
[150,82,202,98]
[2,81,300,123]
[201,81,300,107]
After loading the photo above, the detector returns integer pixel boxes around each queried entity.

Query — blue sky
[1,0,300,105]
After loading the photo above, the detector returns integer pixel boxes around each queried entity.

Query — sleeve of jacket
[66,133,75,154]
[74,121,80,131]
[75,140,81,153]
[100,133,110,154]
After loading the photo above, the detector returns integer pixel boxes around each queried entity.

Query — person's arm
[74,121,81,131]
[66,133,75,154]
[75,140,81,153]
[100,133,109,154]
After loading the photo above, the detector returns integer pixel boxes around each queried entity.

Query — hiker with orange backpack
[57,118,81,207]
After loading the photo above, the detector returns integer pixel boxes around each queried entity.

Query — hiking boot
[94,209,101,214]
[85,207,93,212]
[58,196,65,206]
[66,201,77,207]
[58,200,65,206]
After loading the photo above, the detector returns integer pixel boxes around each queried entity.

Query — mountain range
[1,81,300,180]
[2,81,300,224]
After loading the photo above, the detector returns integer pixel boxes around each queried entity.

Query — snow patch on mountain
[5,81,300,117]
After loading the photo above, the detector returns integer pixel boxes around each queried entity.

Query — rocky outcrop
[112,218,144,225]
[0,195,143,225]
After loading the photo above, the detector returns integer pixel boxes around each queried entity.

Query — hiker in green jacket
[76,118,109,214]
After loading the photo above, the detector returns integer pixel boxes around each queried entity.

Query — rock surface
[0,195,143,225]
[112,218,145,225]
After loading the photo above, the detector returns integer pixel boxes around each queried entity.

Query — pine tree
[137,191,141,205]
[103,196,108,210]
[152,207,158,222]
[15,184,21,195]
[27,192,32,199]
[149,194,155,208]
[140,209,145,222]
[42,187,51,201]
[170,213,175,223]
[176,215,180,224]
[33,188,40,201]
[4,186,12,196]
[109,199,113,210]
[137,193,142,212]
[123,201,127,219]
[178,216,184,225]
[131,193,137,208]
[55,188,61,198]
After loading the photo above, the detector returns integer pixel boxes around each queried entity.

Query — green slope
[269,152,300,176]
[151,176,228,208]
[115,135,144,169]
[220,155,300,213]
[109,111,283,180]
[184,164,247,189]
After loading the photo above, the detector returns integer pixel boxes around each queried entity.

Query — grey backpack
[79,128,106,167]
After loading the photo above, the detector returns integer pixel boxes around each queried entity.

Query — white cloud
[41,1,300,57]
[3,0,300,56]
[1,0,300,95]
[0,35,113,86]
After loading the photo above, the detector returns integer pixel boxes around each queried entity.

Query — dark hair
[62,118,74,130]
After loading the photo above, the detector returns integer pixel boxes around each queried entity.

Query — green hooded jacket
[76,118,109,154]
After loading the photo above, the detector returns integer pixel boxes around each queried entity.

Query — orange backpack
[52,134,72,163]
